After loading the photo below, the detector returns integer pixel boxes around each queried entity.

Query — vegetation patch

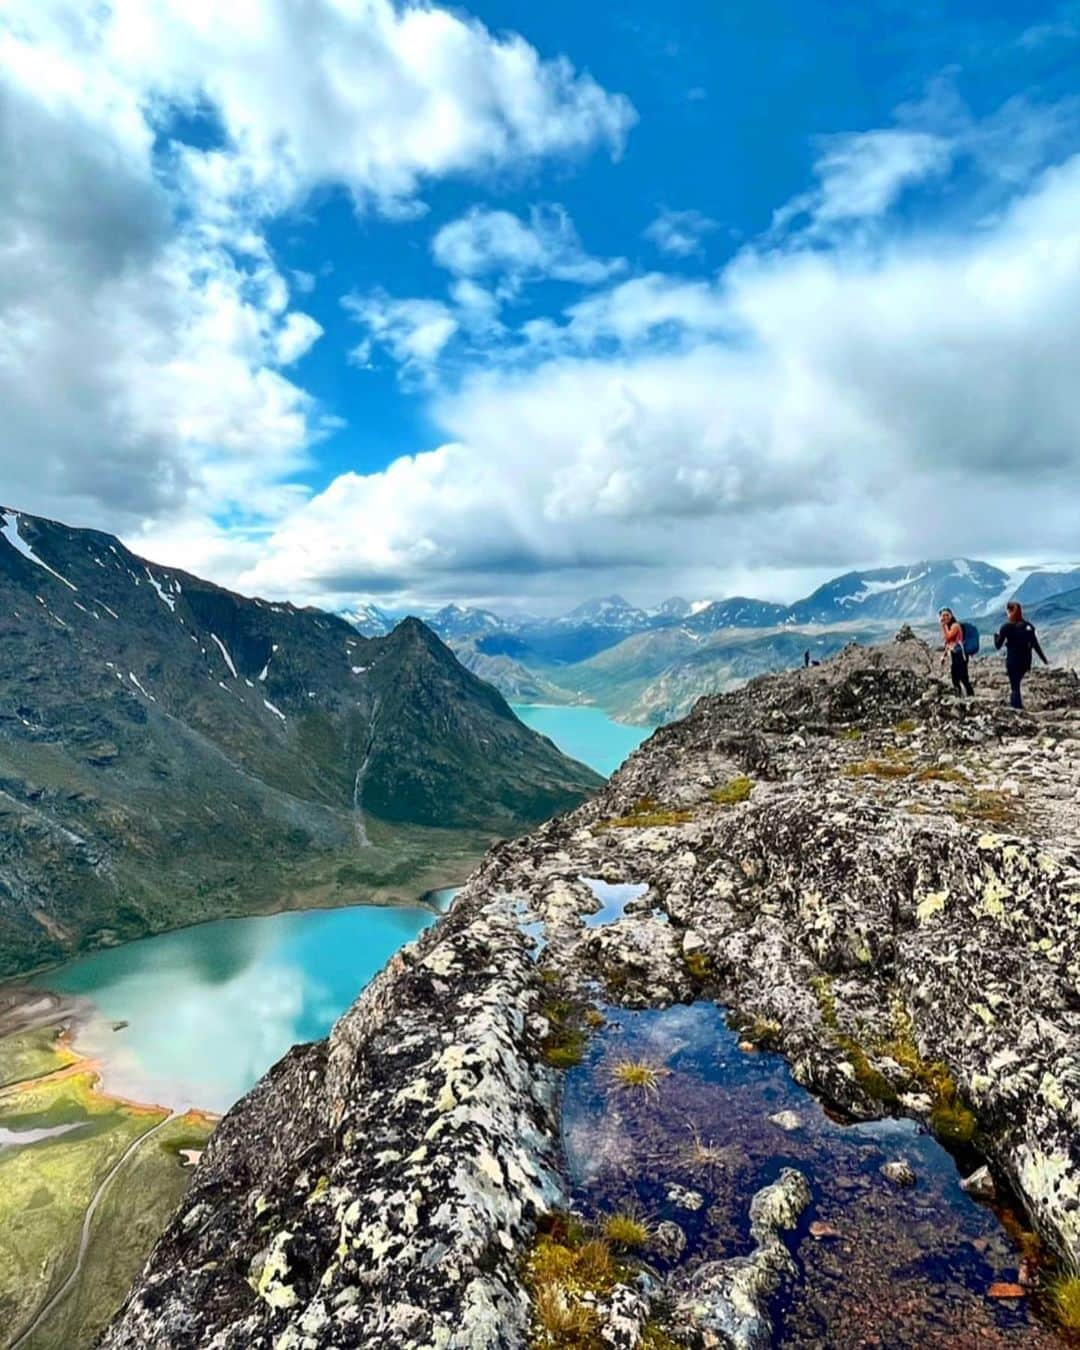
[592,798,694,832]
[541,998,593,1071]
[682,948,712,982]
[837,727,863,741]
[842,755,913,781]
[641,1325,684,1350]
[727,1013,782,1050]
[916,765,968,784]
[948,790,1020,827]
[610,1059,668,1097]
[0,1027,214,1349]
[709,776,753,807]
[601,1213,650,1249]
[525,1217,627,1349]
[1047,1273,1080,1331]
[809,974,839,1030]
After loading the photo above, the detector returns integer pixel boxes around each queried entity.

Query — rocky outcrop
[101,634,1080,1348]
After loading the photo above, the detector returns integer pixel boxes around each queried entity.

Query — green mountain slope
[0,509,601,976]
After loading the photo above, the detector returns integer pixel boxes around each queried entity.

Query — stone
[960,1165,996,1201]
[880,1160,917,1188]
[808,1220,844,1241]
[665,1183,705,1212]
[768,1110,802,1132]
[652,1221,687,1262]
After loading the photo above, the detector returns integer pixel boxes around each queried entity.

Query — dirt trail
[8,1113,173,1350]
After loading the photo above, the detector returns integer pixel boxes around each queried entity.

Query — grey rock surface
[101,633,1080,1348]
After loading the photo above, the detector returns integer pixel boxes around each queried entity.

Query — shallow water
[41,904,436,1113]
[510,703,650,776]
[562,1002,1061,1347]
[580,878,650,928]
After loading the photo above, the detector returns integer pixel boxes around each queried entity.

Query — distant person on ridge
[938,607,974,697]
[994,601,1048,710]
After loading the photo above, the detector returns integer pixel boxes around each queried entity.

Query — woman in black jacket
[993,601,1048,709]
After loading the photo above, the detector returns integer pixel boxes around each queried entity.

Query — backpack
[960,621,980,656]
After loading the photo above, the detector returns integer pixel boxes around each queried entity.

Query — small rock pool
[560,1001,1065,1347]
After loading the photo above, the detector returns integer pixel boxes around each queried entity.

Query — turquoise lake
[509,703,650,776]
[36,705,646,1113]
[45,904,437,1113]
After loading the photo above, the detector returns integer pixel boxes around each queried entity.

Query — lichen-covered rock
[101,634,1080,1348]
[672,1169,812,1349]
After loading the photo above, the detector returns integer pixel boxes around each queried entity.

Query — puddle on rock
[580,878,650,927]
[561,1002,1065,1348]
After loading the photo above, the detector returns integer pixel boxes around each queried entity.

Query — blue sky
[3,0,1080,611]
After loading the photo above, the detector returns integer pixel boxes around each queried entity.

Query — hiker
[939,607,975,697]
[993,601,1048,710]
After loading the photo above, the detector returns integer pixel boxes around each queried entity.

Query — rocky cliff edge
[101,632,1080,1348]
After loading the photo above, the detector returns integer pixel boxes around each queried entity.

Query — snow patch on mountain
[1,511,78,592]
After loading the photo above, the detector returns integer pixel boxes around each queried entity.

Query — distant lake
[510,703,650,776]
[44,904,437,1113]
[29,707,645,1116]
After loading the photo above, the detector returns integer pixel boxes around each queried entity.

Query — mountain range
[0,508,600,977]
[413,559,1080,724]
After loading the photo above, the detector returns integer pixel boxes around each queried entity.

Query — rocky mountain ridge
[429,562,1080,725]
[0,508,600,976]
[100,632,1080,1348]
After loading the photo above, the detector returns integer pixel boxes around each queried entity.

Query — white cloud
[432,204,625,290]
[343,293,459,382]
[244,141,1080,609]
[774,129,954,233]
[275,312,324,365]
[644,208,718,257]
[0,0,634,540]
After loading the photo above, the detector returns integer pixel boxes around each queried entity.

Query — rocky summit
[101,631,1080,1348]
[0,508,600,976]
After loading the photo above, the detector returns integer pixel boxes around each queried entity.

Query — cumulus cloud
[773,129,954,233]
[0,0,634,554]
[644,208,718,257]
[432,204,625,289]
[244,129,1080,609]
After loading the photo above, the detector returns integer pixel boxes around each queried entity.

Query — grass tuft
[916,765,968,784]
[602,1213,650,1248]
[610,1059,667,1096]
[592,797,694,831]
[948,790,1019,825]
[1048,1274,1080,1331]
[683,948,712,982]
[710,776,753,806]
[533,1283,599,1342]
[843,757,912,780]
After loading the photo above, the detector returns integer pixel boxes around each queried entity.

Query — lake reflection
[44,904,434,1113]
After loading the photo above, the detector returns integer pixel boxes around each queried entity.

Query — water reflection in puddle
[580,878,650,927]
[561,1003,1062,1348]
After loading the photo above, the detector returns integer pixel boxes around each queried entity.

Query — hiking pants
[951,647,974,697]
[1007,662,1026,710]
